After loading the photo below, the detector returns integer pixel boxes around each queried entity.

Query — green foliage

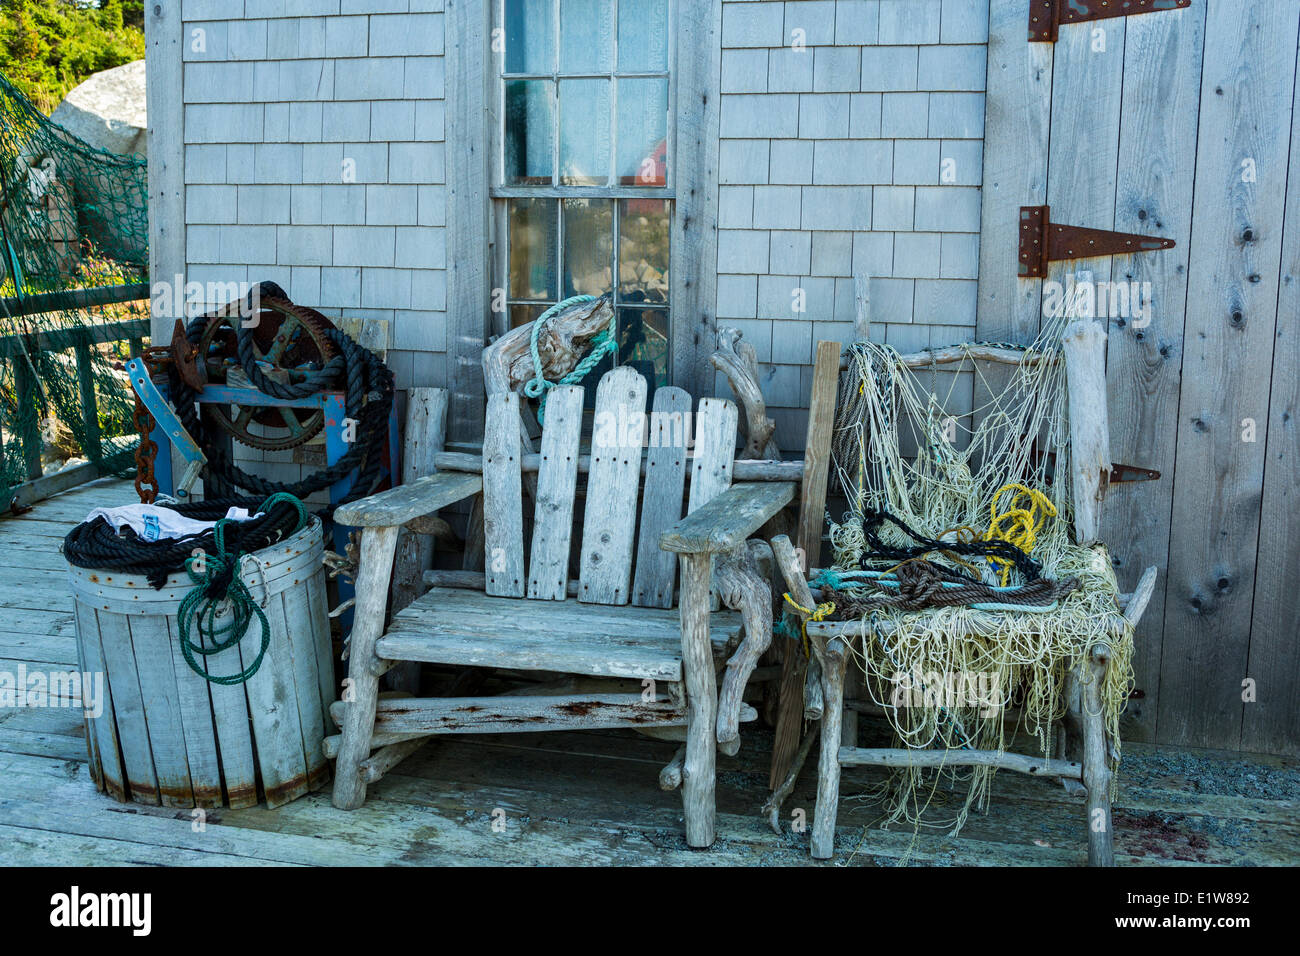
[0,0,145,114]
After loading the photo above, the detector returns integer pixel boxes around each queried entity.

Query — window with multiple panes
[496,0,672,386]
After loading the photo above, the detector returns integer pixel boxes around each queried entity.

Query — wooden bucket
[68,518,334,809]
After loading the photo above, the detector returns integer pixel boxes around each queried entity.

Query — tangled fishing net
[824,308,1135,836]
[0,70,149,503]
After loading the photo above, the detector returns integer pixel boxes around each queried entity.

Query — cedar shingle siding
[714,0,987,439]
[181,0,449,461]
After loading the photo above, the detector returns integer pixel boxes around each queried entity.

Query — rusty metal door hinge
[1030,448,1162,485]
[1029,0,1191,43]
[1018,205,1175,278]
[1108,462,1161,484]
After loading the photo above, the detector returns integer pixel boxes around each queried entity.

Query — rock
[50,60,146,158]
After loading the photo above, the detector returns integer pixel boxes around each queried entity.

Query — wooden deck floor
[1,478,1296,866]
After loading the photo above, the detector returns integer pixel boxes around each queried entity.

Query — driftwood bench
[326,360,797,846]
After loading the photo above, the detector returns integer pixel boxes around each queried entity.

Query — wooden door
[977,0,1300,754]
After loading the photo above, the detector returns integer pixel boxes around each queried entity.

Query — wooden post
[771,340,840,787]
[73,338,103,462]
[679,552,717,847]
[332,525,401,810]
[1062,317,1111,545]
[144,0,188,488]
[1082,644,1115,866]
[445,0,491,441]
[386,388,448,693]
[13,358,43,480]
[853,272,871,342]
[811,637,847,860]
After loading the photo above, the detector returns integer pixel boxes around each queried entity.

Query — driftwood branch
[713,539,775,748]
[482,296,615,396]
[659,745,686,791]
[762,724,819,834]
[804,653,824,720]
[712,327,780,460]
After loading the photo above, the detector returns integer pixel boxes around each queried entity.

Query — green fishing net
[0,70,149,505]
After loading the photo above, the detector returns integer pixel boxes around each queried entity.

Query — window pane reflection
[508,199,558,300]
[616,78,668,185]
[504,0,556,74]
[562,198,614,298]
[619,306,668,386]
[505,80,554,185]
[618,198,668,303]
[510,302,548,330]
[560,0,613,73]
[558,79,610,185]
[618,0,669,72]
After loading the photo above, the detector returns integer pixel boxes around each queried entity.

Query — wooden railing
[1,316,150,510]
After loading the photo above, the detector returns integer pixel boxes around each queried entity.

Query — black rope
[63,495,308,589]
[859,508,1044,583]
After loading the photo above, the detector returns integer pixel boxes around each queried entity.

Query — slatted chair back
[481,366,739,607]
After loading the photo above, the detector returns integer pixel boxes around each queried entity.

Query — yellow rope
[983,482,1056,585]
[782,592,836,621]
[781,592,836,656]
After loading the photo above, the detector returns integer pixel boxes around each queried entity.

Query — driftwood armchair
[325,363,795,847]
[772,320,1159,864]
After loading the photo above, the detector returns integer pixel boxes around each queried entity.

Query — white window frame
[447,0,721,438]
[489,0,677,397]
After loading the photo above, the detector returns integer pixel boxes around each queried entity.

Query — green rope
[176,493,308,685]
[522,294,617,423]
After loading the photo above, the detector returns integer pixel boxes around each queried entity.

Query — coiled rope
[168,287,394,509]
[64,492,309,589]
[818,564,1079,614]
[175,492,307,685]
[522,294,617,423]
[858,507,1044,584]
[983,483,1056,585]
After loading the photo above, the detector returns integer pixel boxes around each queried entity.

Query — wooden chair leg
[1082,646,1115,866]
[679,553,717,848]
[811,637,847,859]
[332,526,400,810]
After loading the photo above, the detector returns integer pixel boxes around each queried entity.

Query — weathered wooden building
[144,0,1300,759]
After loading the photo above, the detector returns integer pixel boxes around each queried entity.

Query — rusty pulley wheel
[196,297,337,451]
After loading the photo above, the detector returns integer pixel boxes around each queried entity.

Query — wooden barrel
[68,518,334,810]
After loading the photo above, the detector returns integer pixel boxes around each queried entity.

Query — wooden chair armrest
[333,472,483,529]
[659,482,795,555]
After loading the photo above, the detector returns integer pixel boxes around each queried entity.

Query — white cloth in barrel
[83,504,261,542]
